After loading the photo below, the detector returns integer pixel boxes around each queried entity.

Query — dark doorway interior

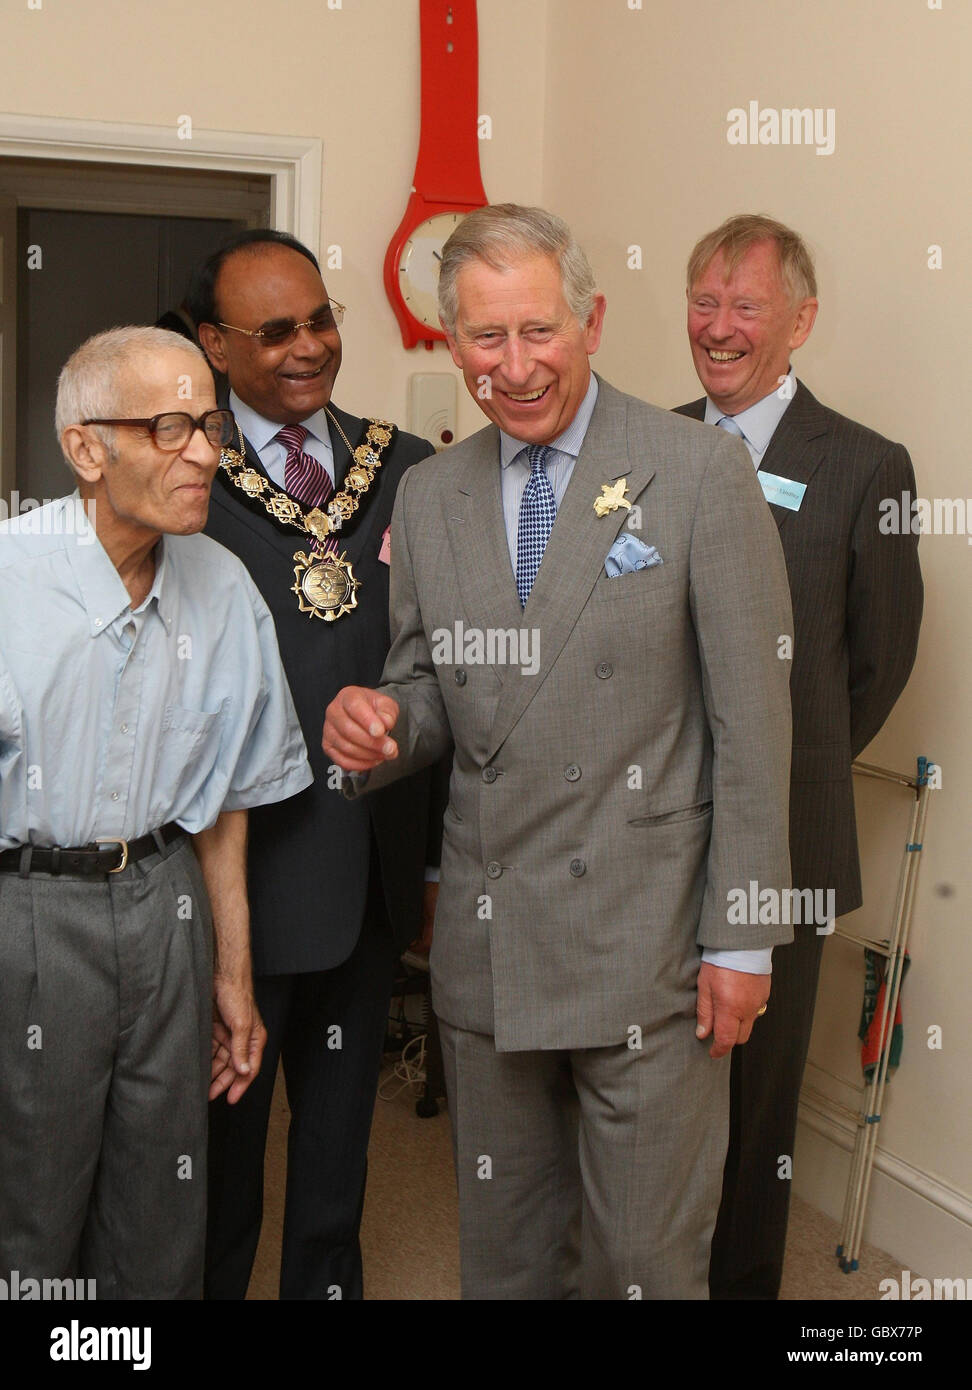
[16,207,247,503]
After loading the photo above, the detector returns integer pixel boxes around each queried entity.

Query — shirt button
[110,791,120,802]
[564,764,581,782]
[569,858,586,877]
[120,723,129,734]
[455,669,467,686]
[94,618,103,628]
[596,662,613,679]
[486,861,503,879]
[482,766,497,784]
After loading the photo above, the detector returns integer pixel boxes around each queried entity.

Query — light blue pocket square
[604,534,663,577]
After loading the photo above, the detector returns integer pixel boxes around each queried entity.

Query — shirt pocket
[162,703,223,753]
[150,704,226,819]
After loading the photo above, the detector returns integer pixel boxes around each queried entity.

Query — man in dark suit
[675,214,923,1299]
[187,229,440,1300]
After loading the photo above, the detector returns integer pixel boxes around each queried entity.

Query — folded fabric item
[604,533,663,577]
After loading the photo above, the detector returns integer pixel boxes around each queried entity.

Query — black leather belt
[0,823,186,878]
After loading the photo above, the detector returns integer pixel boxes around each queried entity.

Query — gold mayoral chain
[219,411,395,622]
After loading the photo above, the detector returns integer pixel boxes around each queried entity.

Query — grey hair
[686,214,817,304]
[437,204,598,335]
[55,325,208,459]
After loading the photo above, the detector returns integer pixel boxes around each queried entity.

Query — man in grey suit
[675,214,923,1299]
[323,205,794,1299]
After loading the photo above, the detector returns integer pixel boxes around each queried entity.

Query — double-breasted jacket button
[569,858,587,877]
[596,662,613,679]
[482,766,498,784]
[486,861,503,879]
[454,669,467,686]
[564,764,581,782]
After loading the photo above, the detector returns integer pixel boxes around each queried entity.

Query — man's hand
[191,810,265,1103]
[210,977,267,1104]
[322,685,400,772]
[695,962,770,1060]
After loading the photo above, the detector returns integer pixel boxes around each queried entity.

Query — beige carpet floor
[246,1056,909,1301]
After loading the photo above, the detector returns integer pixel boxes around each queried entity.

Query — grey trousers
[0,837,212,1299]
[439,1016,729,1300]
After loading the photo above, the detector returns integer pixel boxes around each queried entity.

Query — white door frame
[0,112,322,497]
[0,113,322,251]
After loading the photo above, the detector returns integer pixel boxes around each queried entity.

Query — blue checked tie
[515,444,557,608]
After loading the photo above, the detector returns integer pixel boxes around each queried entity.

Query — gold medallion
[219,416,396,623]
[291,550,360,622]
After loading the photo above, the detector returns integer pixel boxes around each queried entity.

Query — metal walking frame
[832,756,936,1272]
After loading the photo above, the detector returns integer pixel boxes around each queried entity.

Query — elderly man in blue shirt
[0,325,312,1299]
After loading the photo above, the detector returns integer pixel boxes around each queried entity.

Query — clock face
[397,211,467,332]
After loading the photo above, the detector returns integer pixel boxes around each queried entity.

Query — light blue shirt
[230,390,335,489]
[704,368,796,468]
[498,372,770,976]
[0,494,313,849]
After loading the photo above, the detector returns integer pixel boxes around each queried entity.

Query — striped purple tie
[277,423,335,554]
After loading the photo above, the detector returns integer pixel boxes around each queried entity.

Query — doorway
[0,156,273,506]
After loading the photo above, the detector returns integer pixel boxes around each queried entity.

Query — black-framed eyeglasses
[82,408,236,451]
[216,301,346,347]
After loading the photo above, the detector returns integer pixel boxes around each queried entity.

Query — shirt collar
[703,368,796,454]
[66,493,168,636]
[499,373,600,469]
[147,540,171,626]
[229,390,331,454]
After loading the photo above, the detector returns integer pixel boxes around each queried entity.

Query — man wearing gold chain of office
[189,230,443,1301]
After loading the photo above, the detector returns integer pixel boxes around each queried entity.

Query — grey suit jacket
[675,381,922,916]
[354,376,794,1050]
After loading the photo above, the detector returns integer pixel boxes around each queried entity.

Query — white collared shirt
[230,390,335,489]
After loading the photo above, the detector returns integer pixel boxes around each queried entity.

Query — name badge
[759,470,806,511]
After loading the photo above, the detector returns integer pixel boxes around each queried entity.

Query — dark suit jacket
[676,380,922,916]
[205,401,441,973]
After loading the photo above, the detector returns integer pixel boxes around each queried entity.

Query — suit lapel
[483,380,655,760]
[676,382,830,532]
[756,382,830,533]
[446,429,523,663]
[325,402,356,492]
[212,432,301,559]
[324,403,384,568]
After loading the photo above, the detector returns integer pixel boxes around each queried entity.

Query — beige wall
[2,0,968,1271]
[0,0,548,438]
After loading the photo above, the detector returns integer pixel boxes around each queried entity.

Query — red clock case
[383,0,487,349]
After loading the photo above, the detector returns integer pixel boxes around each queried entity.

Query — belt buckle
[95,837,129,873]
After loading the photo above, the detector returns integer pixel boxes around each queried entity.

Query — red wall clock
[384,0,488,349]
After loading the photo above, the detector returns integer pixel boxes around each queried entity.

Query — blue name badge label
[759,471,807,511]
